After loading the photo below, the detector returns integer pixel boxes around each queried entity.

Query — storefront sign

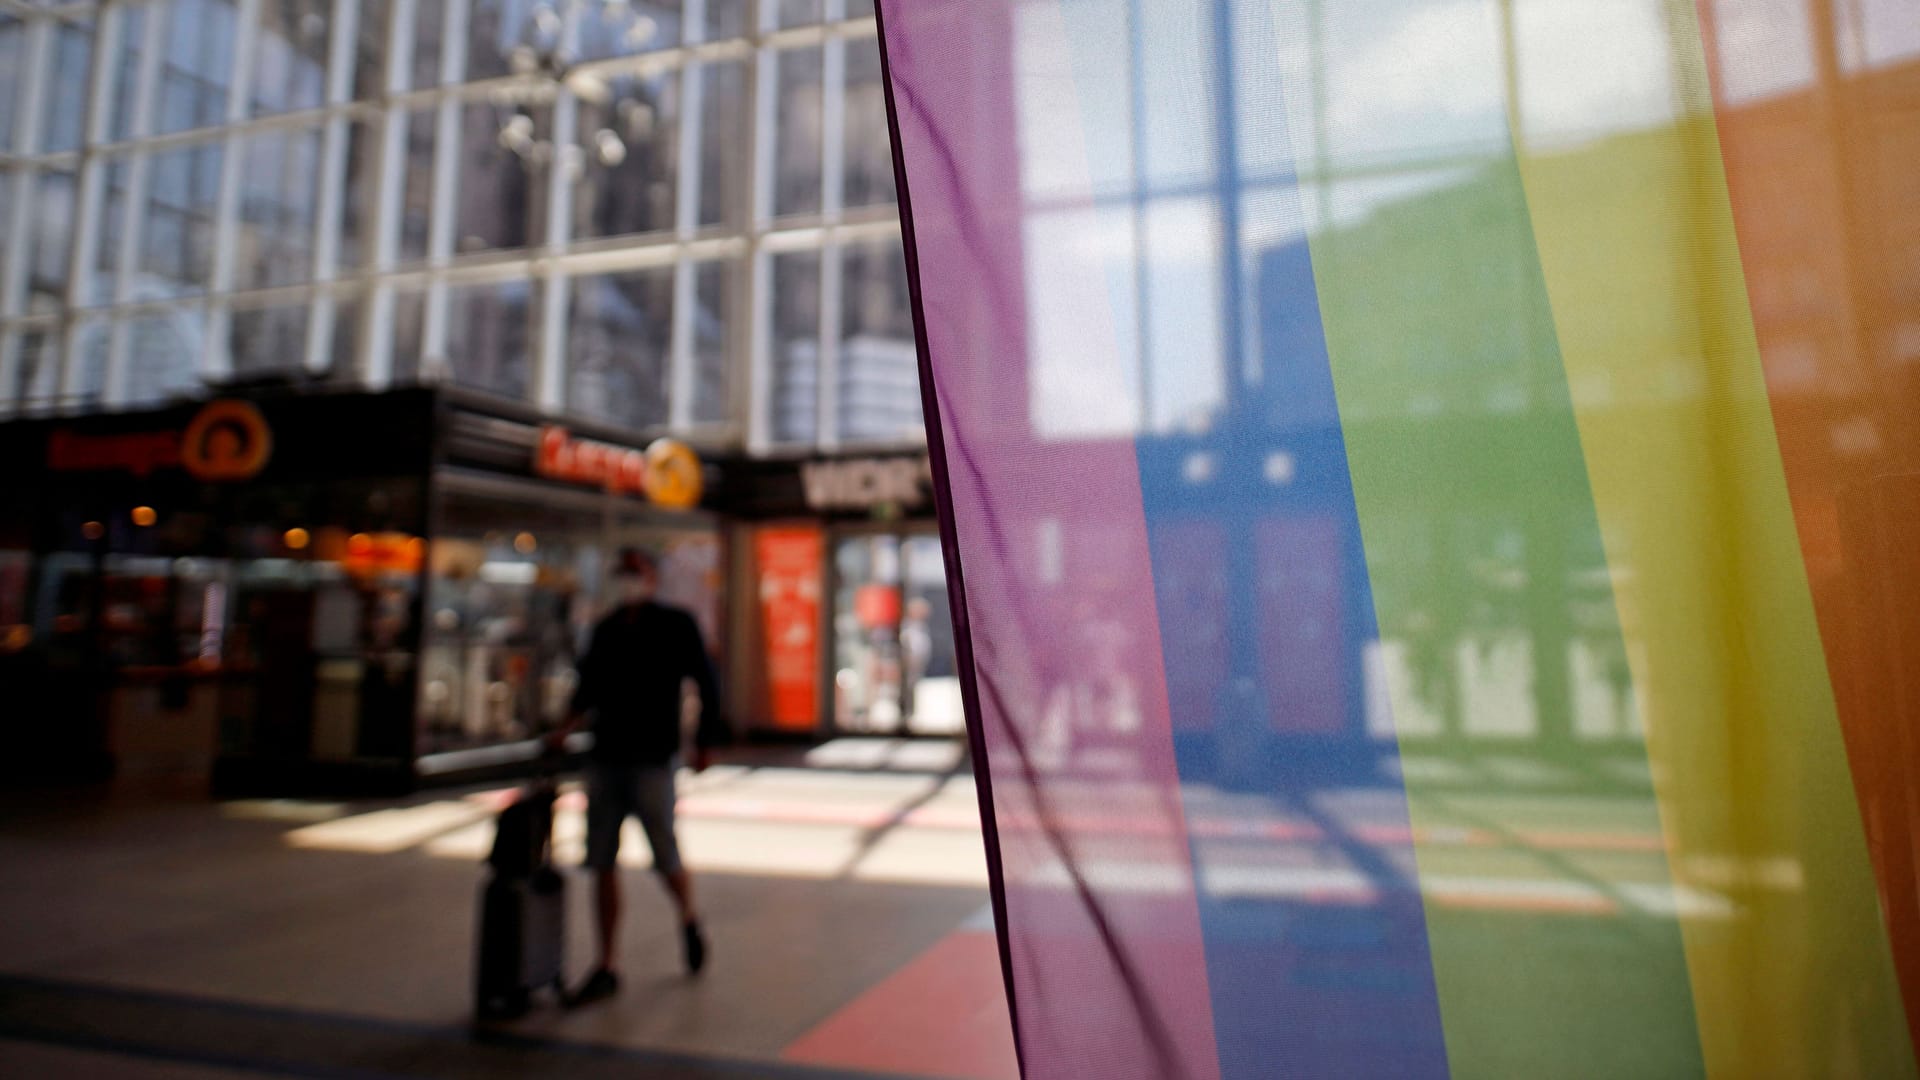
[801,456,932,512]
[46,399,273,481]
[756,526,823,732]
[534,426,704,510]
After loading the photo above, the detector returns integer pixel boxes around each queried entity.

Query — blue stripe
[1124,12,1451,1075]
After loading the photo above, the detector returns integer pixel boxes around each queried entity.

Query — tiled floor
[0,741,1019,1079]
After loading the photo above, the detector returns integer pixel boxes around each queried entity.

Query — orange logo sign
[535,426,703,509]
[180,400,273,481]
[645,438,703,509]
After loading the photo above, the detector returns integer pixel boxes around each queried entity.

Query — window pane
[340,122,378,269]
[444,279,530,399]
[10,331,56,406]
[84,159,132,305]
[697,59,747,228]
[454,100,547,254]
[253,0,331,116]
[352,0,390,101]
[43,21,95,153]
[777,0,821,28]
[576,0,680,62]
[0,172,11,241]
[770,250,819,444]
[838,239,919,443]
[398,109,435,261]
[567,267,672,429]
[158,0,237,136]
[773,46,823,218]
[125,310,205,406]
[410,0,445,87]
[0,19,22,151]
[230,304,310,377]
[234,126,324,289]
[573,71,678,241]
[390,288,425,382]
[703,0,744,41]
[28,170,76,313]
[466,0,544,82]
[71,319,109,406]
[326,294,360,381]
[842,36,894,210]
[139,142,223,298]
[110,7,146,141]
[692,259,737,424]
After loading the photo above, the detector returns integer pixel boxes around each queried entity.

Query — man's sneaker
[567,967,620,1007]
[683,921,708,975]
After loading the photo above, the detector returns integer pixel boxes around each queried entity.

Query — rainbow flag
[874,0,1920,1075]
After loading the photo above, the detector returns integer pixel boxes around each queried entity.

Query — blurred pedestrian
[546,547,727,1001]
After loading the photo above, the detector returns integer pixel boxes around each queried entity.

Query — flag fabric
[874,0,1920,1076]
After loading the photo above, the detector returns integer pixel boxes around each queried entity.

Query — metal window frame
[0,15,57,415]
[305,0,362,376]
[0,0,914,457]
[420,0,472,377]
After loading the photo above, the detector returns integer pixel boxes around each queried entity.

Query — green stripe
[1268,10,1705,1073]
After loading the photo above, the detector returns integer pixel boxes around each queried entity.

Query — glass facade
[0,0,921,452]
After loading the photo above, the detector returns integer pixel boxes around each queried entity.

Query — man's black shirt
[569,601,724,766]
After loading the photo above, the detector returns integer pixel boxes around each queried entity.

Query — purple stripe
[877,2,1224,1078]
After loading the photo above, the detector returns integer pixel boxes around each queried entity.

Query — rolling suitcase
[475,777,566,1019]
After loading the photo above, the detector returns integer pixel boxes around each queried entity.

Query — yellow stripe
[1507,11,1913,1078]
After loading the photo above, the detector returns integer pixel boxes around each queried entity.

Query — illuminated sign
[46,399,273,481]
[801,456,932,512]
[180,399,272,481]
[534,426,703,510]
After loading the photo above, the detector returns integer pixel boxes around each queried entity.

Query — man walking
[549,547,726,1001]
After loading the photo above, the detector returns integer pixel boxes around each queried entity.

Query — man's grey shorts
[584,760,682,875]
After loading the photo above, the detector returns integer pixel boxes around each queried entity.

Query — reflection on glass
[566,266,672,430]
[770,250,820,444]
[251,0,330,117]
[837,239,918,443]
[234,127,324,290]
[444,279,530,399]
[229,303,309,377]
[573,71,678,241]
[773,46,824,218]
[139,142,222,299]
